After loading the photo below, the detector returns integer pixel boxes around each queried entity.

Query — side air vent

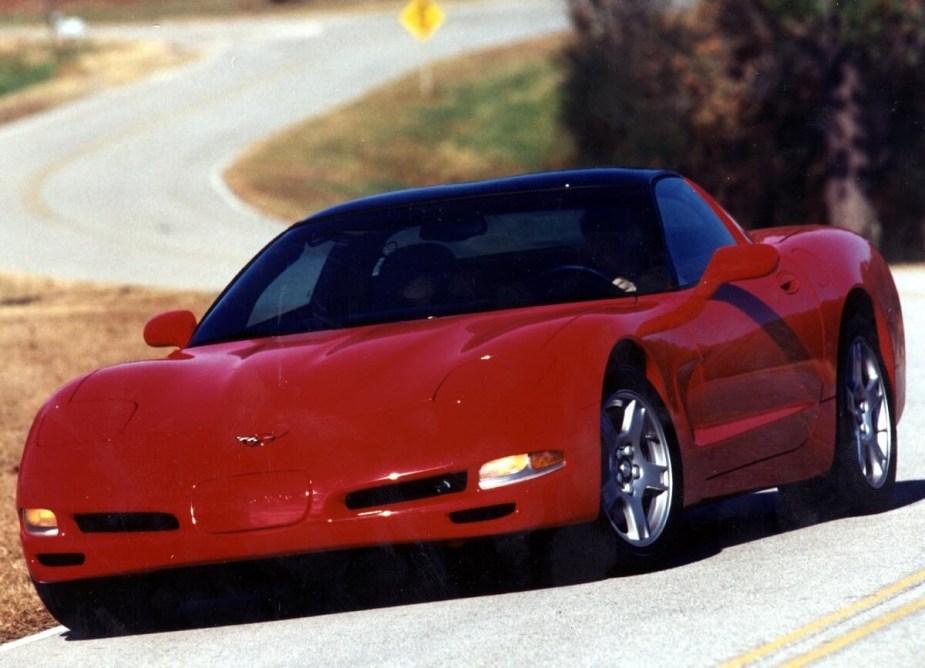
[346,472,467,510]
[75,512,180,533]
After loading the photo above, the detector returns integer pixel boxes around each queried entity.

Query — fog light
[478,451,565,489]
[23,508,59,536]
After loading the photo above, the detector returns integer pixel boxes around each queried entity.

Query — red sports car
[18,169,904,631]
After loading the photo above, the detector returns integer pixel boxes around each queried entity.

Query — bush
[562,0,925,260]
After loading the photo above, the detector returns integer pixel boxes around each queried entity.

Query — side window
[655,177,736,287]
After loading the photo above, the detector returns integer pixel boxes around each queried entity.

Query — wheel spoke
[638,460,669,492]
[866,438,887,476]
[622,399,645,448]
[860,417,889,483]
[843,335,893,492]
[623,493,650,543]
[868,383,885,430]
[849,342,864,394]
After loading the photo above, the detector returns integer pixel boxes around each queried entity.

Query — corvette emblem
[236,432,286,448]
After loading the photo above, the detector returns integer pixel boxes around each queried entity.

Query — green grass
[226,34,574,221]
[0,53,56,97]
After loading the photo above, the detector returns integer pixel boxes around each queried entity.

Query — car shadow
[62,479,925,640]
[659,478,925,572]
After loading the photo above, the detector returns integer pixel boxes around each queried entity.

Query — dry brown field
[0,274,213,641]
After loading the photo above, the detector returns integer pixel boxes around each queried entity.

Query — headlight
[22,508,59,536]
[478,451,565,489]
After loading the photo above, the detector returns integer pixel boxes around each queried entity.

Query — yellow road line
[782,595,925,667]
[718,568,925,668]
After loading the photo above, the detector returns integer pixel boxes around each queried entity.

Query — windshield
[190,187,673,346]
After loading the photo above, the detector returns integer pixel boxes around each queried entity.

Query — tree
[696,0,925,257]
[563,0,925,259]
[562,0,691,169]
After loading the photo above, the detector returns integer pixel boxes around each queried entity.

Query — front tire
[34,576,163,637]
[598,367,683,568]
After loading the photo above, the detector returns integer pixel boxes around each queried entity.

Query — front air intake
[449,503,516,524]
[75,512,179,533]
[37,553,85,567]
[345,472,467,510]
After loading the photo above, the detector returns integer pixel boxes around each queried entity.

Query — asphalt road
[0,0,568,290]
[3,1,925,665]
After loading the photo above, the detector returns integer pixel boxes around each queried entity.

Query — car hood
[25,300,650,536]
[68,306,588,431]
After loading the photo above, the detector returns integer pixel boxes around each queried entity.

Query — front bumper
[21,461,597,584]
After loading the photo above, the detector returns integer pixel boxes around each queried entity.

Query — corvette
[18,168,904,631]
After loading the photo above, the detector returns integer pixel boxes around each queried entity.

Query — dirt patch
[0,272,213,643]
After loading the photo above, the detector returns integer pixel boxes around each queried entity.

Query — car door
[655,177,825,481]
[684,258,825,476]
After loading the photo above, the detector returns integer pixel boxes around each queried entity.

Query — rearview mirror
[144,310,197,348]
[694,244,780,299]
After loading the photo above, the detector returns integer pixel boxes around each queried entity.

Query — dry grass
[226,35,572,221]
[0,273,213,643]
[0,37,194,125]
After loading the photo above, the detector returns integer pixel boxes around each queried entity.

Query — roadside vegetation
[226,35,573,220]
[0,41,56,96]
[0,37,192,124]
[564,0,925,261]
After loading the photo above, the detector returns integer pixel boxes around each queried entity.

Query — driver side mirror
[637,243,780,338]
[694,243,780,299]
[144,310,197,348]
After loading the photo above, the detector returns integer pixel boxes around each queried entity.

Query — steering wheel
[532,264,630,302]
[538,264,613,284]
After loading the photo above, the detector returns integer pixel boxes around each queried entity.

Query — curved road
[1,0,568,290]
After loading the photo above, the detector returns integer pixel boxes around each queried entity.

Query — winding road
[1,0,568,290]
[2,1,925,665]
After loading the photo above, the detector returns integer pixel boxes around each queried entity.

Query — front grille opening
[449,503,516,524]
[37,553,85,567]
[346,472,467,510]
[75,512,180,533]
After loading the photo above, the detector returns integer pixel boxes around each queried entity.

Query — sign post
[399,0,445,95]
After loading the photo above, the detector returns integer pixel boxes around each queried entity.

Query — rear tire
[779,310,897,524]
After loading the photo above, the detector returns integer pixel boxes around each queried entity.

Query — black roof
[303,168,676,222]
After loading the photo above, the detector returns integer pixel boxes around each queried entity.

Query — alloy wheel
[845,336,893,489]
[600,391,674,547]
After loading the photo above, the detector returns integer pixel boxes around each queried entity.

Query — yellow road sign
[400,0,445,42]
